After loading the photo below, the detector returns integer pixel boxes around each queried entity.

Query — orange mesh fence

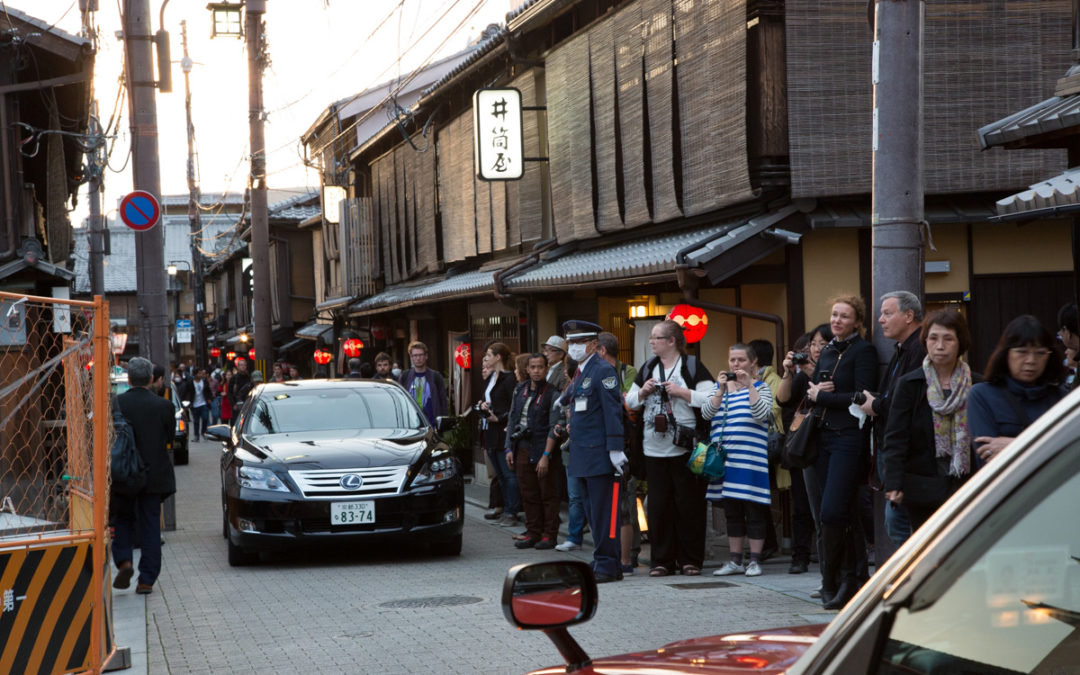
[0,294,107,538]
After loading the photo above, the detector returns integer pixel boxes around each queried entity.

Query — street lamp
[207,2,243,38]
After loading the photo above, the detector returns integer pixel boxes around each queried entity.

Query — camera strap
[657,358,679,431]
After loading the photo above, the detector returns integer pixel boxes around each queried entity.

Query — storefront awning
[993,166,1080,221]
[294,321,333,342]
[316,296,354,311]
[348,268,497,317]
[978,93,1080,150]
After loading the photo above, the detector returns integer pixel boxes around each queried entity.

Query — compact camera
[653,413,669,433]
[721,371,737,380]
[473,401,488,413]
[792,352,810,365]
[552,424,569,440]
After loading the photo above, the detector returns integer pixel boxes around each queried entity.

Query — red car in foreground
[503,388,1080,674]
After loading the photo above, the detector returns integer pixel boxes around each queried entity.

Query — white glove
[848,403,868,429]
[609,450,629,474]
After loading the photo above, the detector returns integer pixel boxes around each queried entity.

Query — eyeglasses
[1009,347,1052,359]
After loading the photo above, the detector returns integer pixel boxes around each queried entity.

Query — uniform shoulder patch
[602,376,617,390]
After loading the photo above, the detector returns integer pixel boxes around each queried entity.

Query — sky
[18,0,515,224]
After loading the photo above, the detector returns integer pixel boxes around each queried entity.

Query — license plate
[330,501,375,525]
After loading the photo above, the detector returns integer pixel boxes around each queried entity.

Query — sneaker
[713,561,745,576]
[498,514,519,527]
[810,585,823,599]
[514,537,538,549]
[483,508,503,520]
[745,561,763,577]
[554,540,581,552]
[620,563,636,576]
[534,537,555,550]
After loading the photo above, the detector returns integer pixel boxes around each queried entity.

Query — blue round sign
[119,190,160,231]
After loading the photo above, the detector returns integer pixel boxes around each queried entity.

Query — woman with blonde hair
[805,295,878,609]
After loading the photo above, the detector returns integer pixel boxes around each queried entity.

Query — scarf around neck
[921,355,972,477]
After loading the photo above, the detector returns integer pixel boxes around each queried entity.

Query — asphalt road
[111,437,831,674]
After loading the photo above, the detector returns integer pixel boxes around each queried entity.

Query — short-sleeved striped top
[703,382,772,505]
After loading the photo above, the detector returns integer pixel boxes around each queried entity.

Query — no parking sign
[119,190,161,231]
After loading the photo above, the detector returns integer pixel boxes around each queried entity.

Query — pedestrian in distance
[542,335,569,391]
[229,357,253,418]
[190,368,213,442]
[506,353,559,549]
[881,310,977,538]
[805,295,878,610]
[345,357,364,378]
[969,315,1067,468]
[112,357,177,595]
[624,319,714,578]
[1056,302,1079,391]
[399,341,448,426]
[558,320,628,582]
[374,352,395,382]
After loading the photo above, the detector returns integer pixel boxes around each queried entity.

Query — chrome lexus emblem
[339,473,363,490]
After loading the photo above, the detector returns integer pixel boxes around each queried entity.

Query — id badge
[574,396,587,412]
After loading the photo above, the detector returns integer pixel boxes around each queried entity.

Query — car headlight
[413,454,457,484]
[236,465,290,492]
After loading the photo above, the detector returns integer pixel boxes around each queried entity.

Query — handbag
[782,398,819,469]
[901,472,949,507]
[766,426,784,465]
[687,440,726,481]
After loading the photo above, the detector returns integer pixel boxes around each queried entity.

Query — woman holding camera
[881,310,976,536]
[625,320,715,577]
[806,296,878,610]
[704,344,774,577]
[480,342,519,526]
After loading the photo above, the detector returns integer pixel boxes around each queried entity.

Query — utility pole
[87,103,105,297]
[181,21,207,368]
[246,0,272,375]
[870,0,925,565]
[124,0,169,370]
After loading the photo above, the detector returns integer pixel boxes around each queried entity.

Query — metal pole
[181,21,207,369]
[87,106,105,297]
[870,0,925,565]
[247,0,272,376]
[124,0,169,371]
[91,295,110,672]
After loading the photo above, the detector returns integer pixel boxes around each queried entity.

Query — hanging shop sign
[473,87,524,181]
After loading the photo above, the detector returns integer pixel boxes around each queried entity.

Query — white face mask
[391,368,402,379]
[567,343,587,362]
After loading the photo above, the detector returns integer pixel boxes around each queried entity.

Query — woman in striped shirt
[703,343,774,577]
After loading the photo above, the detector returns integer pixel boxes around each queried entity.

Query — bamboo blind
[642,0,681,224]
[513,69,544,243]
[788,0,1070,198]
[591,19,623,232]
[548,29,597,241]
[615,1,651,229]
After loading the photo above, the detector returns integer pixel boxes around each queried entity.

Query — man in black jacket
[858,291,925,548]
[112,357,177,595]
[505,353,558,550]
[229,357,253,416]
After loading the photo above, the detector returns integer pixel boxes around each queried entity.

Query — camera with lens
[509,423,529,442]
[851,391,867,405]
[792,352,810,365]
[673,425,695,450]
[553,424,569,440]
[721,371,737,380]
[472,402,487,414]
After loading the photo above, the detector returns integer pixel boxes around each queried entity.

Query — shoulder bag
[782,397,820,469]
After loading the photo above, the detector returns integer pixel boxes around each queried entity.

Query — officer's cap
[562,320,602,341]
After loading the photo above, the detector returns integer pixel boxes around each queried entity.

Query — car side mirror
[502,561,597,671]
[436,416,458,434]
[205,424,232,444]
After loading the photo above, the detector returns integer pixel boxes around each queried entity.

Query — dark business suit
[113,386,176,587]
[559,354,625,578]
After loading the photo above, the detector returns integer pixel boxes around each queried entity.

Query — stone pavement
[110,440,833,674]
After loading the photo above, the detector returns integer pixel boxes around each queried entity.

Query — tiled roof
[977,94,1080,149]
[995,166,1080,220]
[419,29,507,99]
[348,268,496,316]
[503,225,734,291]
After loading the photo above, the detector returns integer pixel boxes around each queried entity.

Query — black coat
[173,377,195,404]
[480,371,516,450]
[116,386,177,496]
[505,379,557,462]
[880,368,981,493]
[230,371,253,408]
[813,335,878,430]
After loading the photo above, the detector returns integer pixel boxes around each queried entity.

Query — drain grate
[667,581,734,590]
[378,595,484,609]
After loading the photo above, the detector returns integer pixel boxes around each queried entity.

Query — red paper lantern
[371,322,389,340]
[225,351,237,361]
[249,348,257,361]
[209,347,221,358]
[454,343,471,369]
[313,349,332,365]
[343,338,364,358]
[667,304,709,344]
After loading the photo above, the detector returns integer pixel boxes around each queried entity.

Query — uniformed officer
[558,320,628,582]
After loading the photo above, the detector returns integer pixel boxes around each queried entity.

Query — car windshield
[244,386,426,435]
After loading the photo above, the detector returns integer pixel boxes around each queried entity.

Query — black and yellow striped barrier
[0,540,108,674]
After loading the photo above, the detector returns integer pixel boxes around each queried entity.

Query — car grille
[288,466,409,499]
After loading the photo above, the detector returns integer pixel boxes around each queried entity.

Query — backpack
[111,408,147,496]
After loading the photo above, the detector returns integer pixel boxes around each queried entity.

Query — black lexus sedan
[206,379,464,566]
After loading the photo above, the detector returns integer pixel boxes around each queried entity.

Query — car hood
[242,429,431,469]
[526,624,825,675]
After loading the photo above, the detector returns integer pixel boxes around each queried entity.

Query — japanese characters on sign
[473,87,524,181]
